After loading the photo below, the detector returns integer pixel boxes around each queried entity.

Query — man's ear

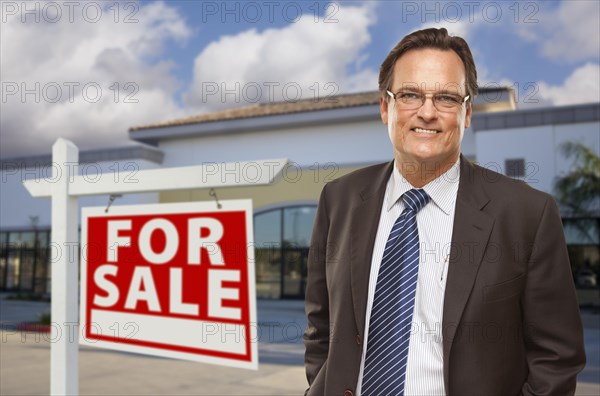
[464,101,473,129]
[380,96,389,125]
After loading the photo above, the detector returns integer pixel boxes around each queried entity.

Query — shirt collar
[386,158,461,215]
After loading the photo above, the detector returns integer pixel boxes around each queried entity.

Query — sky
[1,0,599,157]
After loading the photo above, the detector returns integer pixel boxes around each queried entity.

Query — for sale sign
[79,200,258,369]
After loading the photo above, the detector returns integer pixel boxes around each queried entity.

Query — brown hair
[379,27,478,101]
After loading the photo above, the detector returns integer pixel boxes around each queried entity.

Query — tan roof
[130,87,515,132]
[130,91,382,131]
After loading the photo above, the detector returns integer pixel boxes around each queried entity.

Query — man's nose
[416,97,438,121]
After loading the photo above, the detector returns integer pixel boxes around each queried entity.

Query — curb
[15,322,51,333]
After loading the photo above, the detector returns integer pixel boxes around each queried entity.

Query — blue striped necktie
[361,188,430,396]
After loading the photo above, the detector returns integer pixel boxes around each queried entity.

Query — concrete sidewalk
[0,331,307,395]
[1,296,309,395]
[2,330,599,396]
[1,296,598,395]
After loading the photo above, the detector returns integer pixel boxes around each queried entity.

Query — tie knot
[402,189,430,213]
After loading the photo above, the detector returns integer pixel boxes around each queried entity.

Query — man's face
[380,48,472,171]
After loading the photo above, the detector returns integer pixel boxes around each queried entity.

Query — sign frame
[79,199,258,370]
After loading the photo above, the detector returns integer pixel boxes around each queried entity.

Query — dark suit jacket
[303,157,585,396]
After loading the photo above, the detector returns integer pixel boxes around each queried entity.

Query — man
[303,27,585,396]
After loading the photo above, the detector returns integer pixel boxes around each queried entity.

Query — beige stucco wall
[159,164,370,210]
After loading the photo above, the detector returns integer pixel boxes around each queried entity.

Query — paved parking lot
[1,296,598,395]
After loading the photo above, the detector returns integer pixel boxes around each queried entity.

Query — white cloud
[0,1,191,157]
[516,0,600,64]
[537,63,600,106]
[183,3,377,111]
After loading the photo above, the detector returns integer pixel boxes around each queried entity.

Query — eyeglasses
[386,89,470,112]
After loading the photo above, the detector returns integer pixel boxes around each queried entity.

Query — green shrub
[37,311,51,325]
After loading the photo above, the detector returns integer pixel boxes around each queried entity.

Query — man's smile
[412,127,441,134]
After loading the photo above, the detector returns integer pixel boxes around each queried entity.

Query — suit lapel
[350,161,394,337]
[442,156,495,389]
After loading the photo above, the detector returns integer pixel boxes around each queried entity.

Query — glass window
[505,158,525,178]
[34,248,49,294]
[5,251,20,290]
[282,248,308,298]
[19,251,35,291]
[8,232,21,248]
[0,233,6,289]
[253,205,317,299]
[255,246,281,299]
[7,232,35,248]
[36,231,49,248]
[569,245,600,290]
[46,259,52,295]
[0,256,6,289]
[255,210,281,247]
[254,210,282,299]
[0,231,52,293]
[21,232,36,248]
[283,207,317,248]
[564,218,600,291]
[563,218,599,245]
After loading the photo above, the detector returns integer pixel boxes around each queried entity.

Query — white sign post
[23,138,288,395]
[50,140,79,396]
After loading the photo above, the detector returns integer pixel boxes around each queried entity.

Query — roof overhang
[130,104,381,145]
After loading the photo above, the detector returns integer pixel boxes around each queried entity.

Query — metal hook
[105,194,122,213]
[209,188,222,209]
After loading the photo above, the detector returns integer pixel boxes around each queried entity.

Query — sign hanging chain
[209,188,222,209]
[105,194,122,213]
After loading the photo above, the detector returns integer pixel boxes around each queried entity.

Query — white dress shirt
[356,159,460,396]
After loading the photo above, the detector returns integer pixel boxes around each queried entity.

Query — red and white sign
[79,200,258,369]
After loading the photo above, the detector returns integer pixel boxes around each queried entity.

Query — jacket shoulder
[326,162,391,193]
